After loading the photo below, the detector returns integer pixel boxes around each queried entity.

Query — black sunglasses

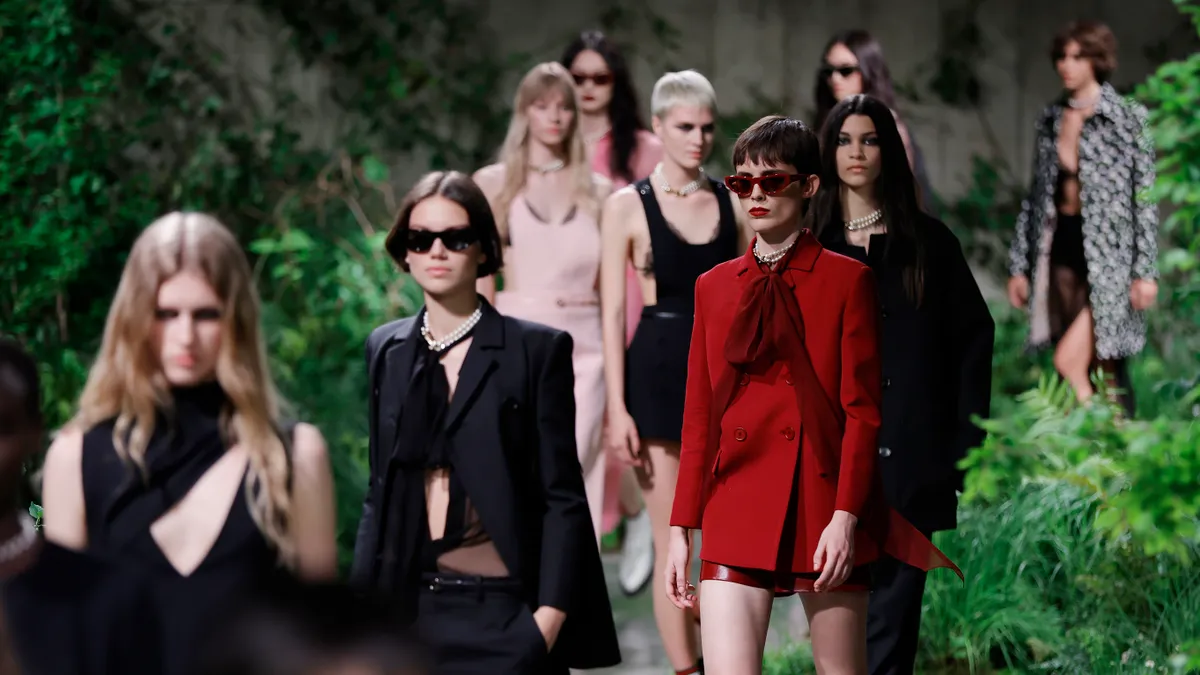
[820,64,860,79]
[405,227,479,253]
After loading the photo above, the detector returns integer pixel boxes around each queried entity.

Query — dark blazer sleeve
[944,229,995,489]
[533,330,590,612]
[350,331,381,586]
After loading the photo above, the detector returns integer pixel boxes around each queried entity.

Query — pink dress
[494,194,607,539]
[590,129,663,533]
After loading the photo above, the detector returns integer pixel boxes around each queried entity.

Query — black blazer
[350,300,620,669]
[822,215,995,533]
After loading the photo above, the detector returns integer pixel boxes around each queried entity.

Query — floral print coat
[1007,82,1159,360]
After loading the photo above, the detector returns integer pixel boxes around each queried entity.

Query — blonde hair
[494,62,599,235]
[650,70,718,119]
[71,213,295,566]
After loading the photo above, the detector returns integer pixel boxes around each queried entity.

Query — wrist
[832,510,858,527]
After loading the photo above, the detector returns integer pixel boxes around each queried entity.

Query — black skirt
[625,302,693,444]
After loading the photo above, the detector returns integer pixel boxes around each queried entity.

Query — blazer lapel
[445,301,505,430]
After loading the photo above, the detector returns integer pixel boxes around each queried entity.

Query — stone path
[591,552,809,674]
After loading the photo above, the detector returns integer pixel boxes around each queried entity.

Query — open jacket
[350,300,620,670]
[1007,82,1158,359]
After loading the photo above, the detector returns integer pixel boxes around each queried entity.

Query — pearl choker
[533,159,565,174]
[844,209,883,231]
[653,163,706,197]
[421,305,483,353]
[754,239,795,266]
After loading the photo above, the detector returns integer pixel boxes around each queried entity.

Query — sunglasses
[820,64,860,79]
[572,72,613,86]
[724,173,809,198]
[405,227,479,253]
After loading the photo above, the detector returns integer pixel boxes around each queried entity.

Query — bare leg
[637,440,700,670]
[619,464,644,515]
[1052,306,1095,402]
[802,591,870,675]
[698,580,774,674]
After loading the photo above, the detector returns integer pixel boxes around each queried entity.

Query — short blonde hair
[650,70,717,119]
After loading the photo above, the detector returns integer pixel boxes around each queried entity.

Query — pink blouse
[590,130,663,344]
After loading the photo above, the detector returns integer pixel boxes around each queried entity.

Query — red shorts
[699,560,871,595]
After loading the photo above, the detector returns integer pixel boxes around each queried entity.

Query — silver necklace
[421,305,483,353]
[0,513,37,564]
[532,159,566,174]
[754,239,795,266]
[844,209,883,231]
[1067,92,1100,110]
[653,163,706,197]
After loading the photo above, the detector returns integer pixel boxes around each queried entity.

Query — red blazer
[670,232,960,579]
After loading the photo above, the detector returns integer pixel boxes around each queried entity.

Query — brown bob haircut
[384,170,503,278]
[731,115,821,177]
[1051,20,1118,83]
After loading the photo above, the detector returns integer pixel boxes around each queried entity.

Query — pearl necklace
[844,209,883,231]
[653,163,706,197]
[0,513,37,564]
[1067,93,1100,110]
[421,305,483,353]
[754,239,795,266]
[532,159,565,175]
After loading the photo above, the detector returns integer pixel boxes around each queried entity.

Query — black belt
[641,309,692,320]
[420,573,525,596]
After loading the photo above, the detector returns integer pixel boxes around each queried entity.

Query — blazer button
[879,446,892,457]
[781,427,796,441]
[734,427,747,442]
[784,376,794,386]
[739,373,750,386]
[883,378,891,389]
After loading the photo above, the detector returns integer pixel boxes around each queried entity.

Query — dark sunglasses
[724,173,809,198]
[572,72,613,86]
[405,227,479,253]
[820,64,860,79]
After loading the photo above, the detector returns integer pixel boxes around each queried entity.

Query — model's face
[404,196,485,299]
[729,159,818,237]
[651,105,715,171]
[569,49,614,116]
[526,90,574,149]
[153,270,224,387]
[836,114,882,190]
[1056,40,1097,92]
[824,43,863,101]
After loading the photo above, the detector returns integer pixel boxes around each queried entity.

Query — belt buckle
[428,575,443,593]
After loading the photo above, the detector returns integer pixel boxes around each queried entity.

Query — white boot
[618,509,654,596]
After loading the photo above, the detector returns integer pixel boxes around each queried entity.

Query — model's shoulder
[696,256,745,290]
[816,247,871,275]
[367,317,416,352]
[472,163,506,189]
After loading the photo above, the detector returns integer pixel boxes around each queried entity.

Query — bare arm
[599,190,634,414]
[473,164,506,303]
[290,423,339,581]
[41,427,87,550]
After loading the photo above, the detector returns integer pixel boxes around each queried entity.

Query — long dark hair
[813,30,897,133]
[561,30,647,183]
[812,95,925,305]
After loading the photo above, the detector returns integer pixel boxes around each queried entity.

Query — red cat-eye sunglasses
[723,173,809,198]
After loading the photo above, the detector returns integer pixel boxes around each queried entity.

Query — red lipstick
[748,207,770,217]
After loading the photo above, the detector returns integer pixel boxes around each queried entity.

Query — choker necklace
[653,163,706,197]
[1067,92,1100,110]
[421,305,483,353]
[754,239,795,266]
[532,159,566,175]
[0,513,37,564]
[844,209,883,231]
[583,126,611,144]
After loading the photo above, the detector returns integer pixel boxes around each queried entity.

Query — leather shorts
[699,560,871,595]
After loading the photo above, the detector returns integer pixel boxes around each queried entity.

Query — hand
[812,510,857,592]
[1006,275,1030,309]
[606,408,643,467]
[664,526,695,610]
[1130,278,1158,311]
[532,606,566,651]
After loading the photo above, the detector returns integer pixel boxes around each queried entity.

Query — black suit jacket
[350,301,620,669]
[822,215,995,533]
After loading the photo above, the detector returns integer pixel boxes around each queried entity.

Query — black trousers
[866,554,929,675]
[416,574,568,675]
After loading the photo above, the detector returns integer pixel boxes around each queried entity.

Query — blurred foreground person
[0,338,162,674]
[198,578,430,675]
[41,214,339,675]
[351,171,619,674]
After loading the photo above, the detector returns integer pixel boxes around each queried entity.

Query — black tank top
[80,382,287,675]
[635,177,739,311]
